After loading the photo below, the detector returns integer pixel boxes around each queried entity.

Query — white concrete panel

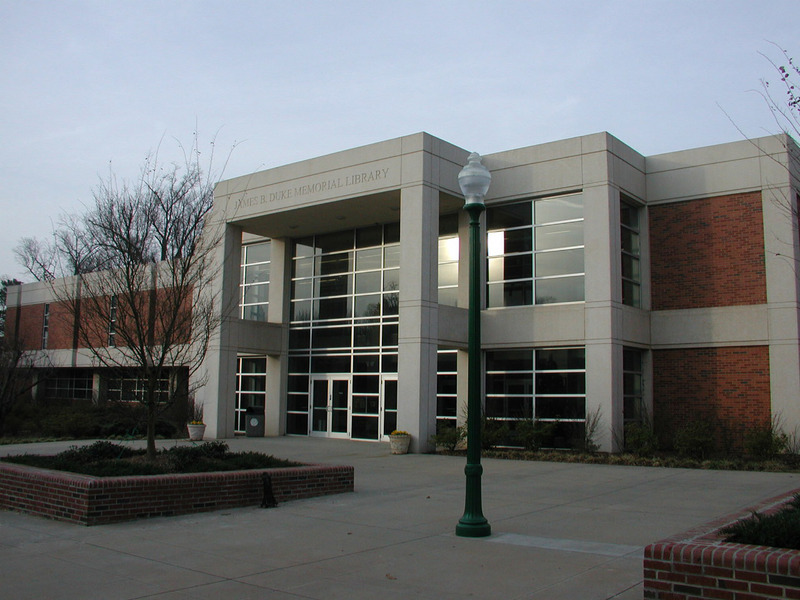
[437,304,468,349]
[397,184,439,452]
[650,305,769,348]
[482,305,586,347]
[644,137,790,204]
[585,302,616,342]
[769,342,800,432]
[585,341,618,453]
[195,223,242,439]
[583,186,615,304]
[485,156,584,201]
[265,355,285,437]
[646,158,762,204]
[620,306,651,345]
[580,152,611,187]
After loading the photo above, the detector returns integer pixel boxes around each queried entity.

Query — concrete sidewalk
[1,437,798,599]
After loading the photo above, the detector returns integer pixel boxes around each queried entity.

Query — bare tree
[14,236,57,281]
[46,135,230,458]
[1,279,43,434]
[757,43,800,143]
[0,278,22,337]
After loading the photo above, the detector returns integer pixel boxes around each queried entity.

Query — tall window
[438,214,459,307]
[235,356,267,433]
[41,303,50,349]
[108,295,117,347]
[240,241,271,321]
[623,348,644,425]
[286,223,400,438]
[485,347,586,449]
[486,194,584,307]
[620,195,641,307]
[436,349,458,431]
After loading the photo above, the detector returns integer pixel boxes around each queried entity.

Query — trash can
[246,405,265,437]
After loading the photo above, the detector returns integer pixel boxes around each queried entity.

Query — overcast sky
[1,0,796,281]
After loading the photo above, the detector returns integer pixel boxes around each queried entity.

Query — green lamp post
[456,152,492,538]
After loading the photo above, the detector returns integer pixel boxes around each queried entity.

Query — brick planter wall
[644,490,800,599]
[0,461,354,526]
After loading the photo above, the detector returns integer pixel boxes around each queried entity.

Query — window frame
[486,193,585,307]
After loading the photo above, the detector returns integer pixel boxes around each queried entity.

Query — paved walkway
[1,437,799,599]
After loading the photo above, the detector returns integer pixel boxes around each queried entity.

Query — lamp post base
[455,518,491,538]
[456,463,491,537]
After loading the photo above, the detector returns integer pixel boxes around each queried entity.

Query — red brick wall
[10,304,45,350]
[47,301,76,349]
[653,346,771,450]
[0,461,354,526]
[644,491,800,600]
[650,192,767,310]
[4,306,19,340]
[9,286,194,352]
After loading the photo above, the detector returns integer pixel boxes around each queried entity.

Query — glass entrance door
[311,376,350,437]
[382,376,398,437]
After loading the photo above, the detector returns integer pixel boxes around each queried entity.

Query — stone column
[583,183,620,452]
[760,142,800,431]
[195,222,242,439]
[265,237,290,436]
[397,184,439,452]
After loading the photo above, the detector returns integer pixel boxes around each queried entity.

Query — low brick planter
[644,490,800,599]
[0,461,354,526]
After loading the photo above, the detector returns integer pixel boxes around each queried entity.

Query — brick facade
[644,491,800,600]
[652,346,771,450]
[649,192,767,311]
[6,304,44,349]
[0,461,354,526]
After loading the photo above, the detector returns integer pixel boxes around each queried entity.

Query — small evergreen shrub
[624,422,659,456]
[744,423,788,459]
[429,424,464,451]
[514,419,556,451]
[674,421,715,459]
[2,441,298,476]
[481,418,510,450]
[720,495,800,550]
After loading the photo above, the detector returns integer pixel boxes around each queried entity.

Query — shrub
[164,441,229,472]
[429,424,464,451]
[481,418,510,450]
[624,422,659,456]
[720,495,800,550]
[514,419,555,451]
[580,407,603,453]
[3,441,298,476]
[674,421,715,459]
[58,440,139,463]
[744,420,788,459]
[1,401,180,441]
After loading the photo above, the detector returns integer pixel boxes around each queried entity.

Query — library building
[7,131,800,453]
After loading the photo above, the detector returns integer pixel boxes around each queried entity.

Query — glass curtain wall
[485,347,586,449]
[240,241,271,321]
[438,214,459,307]
[620,195,642,307]
[486,194,584,307]
[623,348,644,425]
[286,223,400,440]
[436,349,458,431]
[235,356,268,433]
